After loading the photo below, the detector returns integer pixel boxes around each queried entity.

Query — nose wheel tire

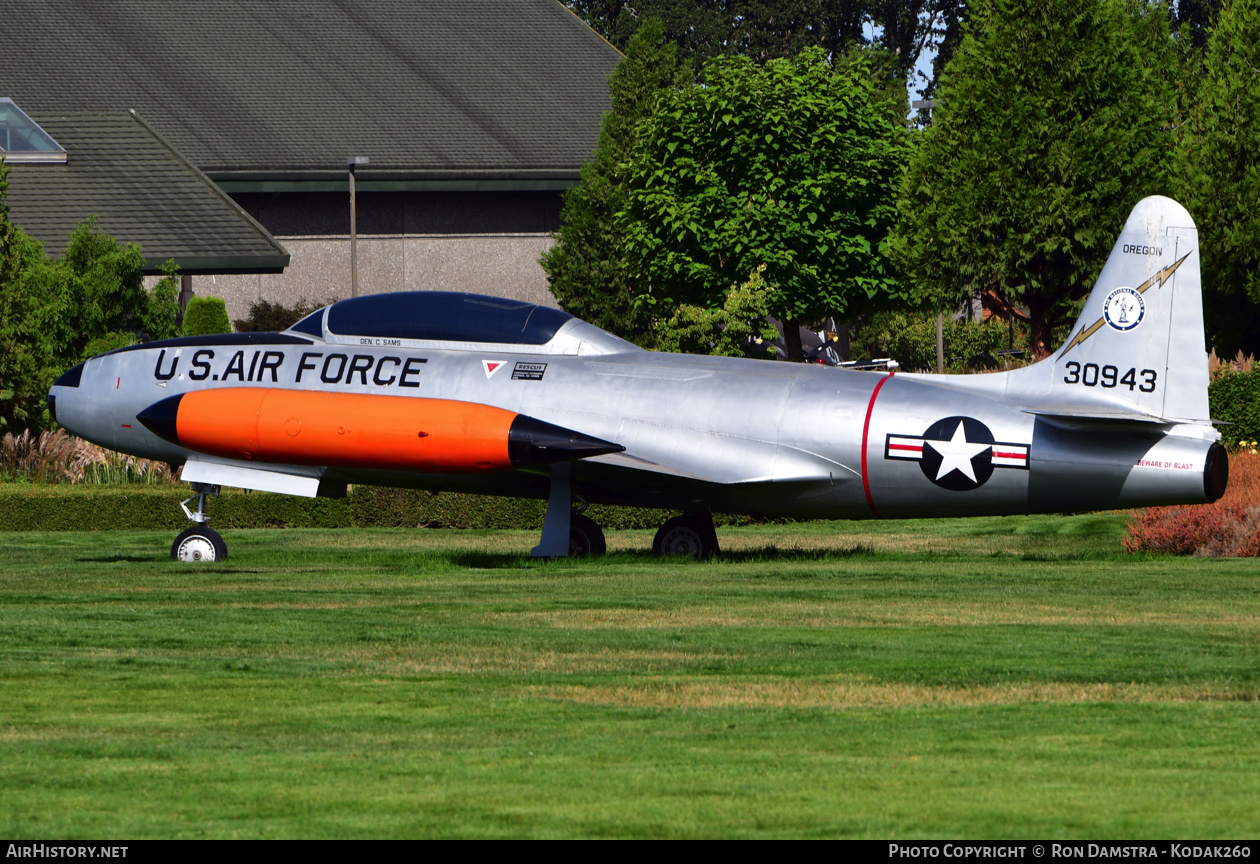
[171,526,228,562]
[653,513,719,559]
[569,513,607,557]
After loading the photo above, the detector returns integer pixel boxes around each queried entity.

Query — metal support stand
[531,462,572,558]
[179,482,220,524]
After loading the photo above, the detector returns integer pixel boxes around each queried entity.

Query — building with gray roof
[4,109,288,275]
[0,0,621,320]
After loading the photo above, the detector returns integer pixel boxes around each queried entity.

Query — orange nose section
[177,388,516,471]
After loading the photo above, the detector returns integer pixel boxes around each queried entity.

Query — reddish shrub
[1125,451,1260,556]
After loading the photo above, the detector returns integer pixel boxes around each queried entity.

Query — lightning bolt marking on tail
[1059,252,1191,357]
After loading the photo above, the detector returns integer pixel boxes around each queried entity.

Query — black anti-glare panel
[326,292,572,345]
[105,332,315,355]
[54,362,84,388]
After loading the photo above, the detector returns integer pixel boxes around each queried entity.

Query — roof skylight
[0,98,67,163]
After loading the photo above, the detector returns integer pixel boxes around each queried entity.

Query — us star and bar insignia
[886,416,1029,492]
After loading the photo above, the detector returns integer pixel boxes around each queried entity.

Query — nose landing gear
[172,525,227,562]
[171,482,227,562]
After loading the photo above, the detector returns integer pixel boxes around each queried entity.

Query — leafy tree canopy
[652,265,780,357]
[567,0,729,69]
[851,311,1017,373]
[889,0,1177,359]
[0,165,180,431]
[566,0,964,85]
[1175,0,1224,48]
[620,47,911,359]
[541,18,689,346]
[1178,0,1260,356]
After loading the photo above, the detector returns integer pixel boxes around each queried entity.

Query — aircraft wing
[583,439,860,487]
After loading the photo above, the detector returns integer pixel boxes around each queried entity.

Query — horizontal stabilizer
[1022,404,1172,424]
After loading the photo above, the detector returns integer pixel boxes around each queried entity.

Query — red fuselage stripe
[861,374,894,515]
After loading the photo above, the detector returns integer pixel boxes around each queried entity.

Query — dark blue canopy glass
[289,309,324,337]
[325,292,572,345]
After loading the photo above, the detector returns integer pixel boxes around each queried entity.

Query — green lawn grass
[1,515,1258,838]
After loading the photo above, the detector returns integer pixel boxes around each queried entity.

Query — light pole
[347,156,369,297]
[936,313,945,374]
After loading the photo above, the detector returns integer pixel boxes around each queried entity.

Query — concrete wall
[198,190,564,324]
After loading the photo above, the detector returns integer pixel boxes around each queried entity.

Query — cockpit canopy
[286,291,639,356]
[291,292,574,345]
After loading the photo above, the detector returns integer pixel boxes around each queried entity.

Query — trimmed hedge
[1210,367,1260,450]
[0,483,769,532]
[181,296,232,337]
[0,485,351,531]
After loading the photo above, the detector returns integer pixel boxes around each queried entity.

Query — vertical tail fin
[1049,196,1209,422]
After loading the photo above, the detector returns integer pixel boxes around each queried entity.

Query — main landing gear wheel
[568,512,607,557]
[653,512,719,559]
[171,525,228,562]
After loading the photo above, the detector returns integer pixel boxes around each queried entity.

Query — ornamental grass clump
[1124,451,1260,557]
[0,429,176,485]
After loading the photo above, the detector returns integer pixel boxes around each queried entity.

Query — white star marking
[927,421,992,483]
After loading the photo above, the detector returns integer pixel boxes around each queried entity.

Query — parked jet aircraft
[48,196,1226,560]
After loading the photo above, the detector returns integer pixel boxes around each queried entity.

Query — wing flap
[181,457,324,497]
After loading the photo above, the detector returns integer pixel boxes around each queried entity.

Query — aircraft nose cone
[507,415,624,467]
[47,362,88,428]
[136,394,184,444]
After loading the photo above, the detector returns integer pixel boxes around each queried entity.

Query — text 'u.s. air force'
[154,350,427,388]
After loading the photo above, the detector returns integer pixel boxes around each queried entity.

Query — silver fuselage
[51,329,1218,520]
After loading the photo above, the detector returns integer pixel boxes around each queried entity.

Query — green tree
[0,156,53,432]
[566,1,961,83]
[541,18,689,346]
[621,47,910,360]
[917,1,967,100]
[144,259,182,344]
[652,265,780,356]
[45,218,181,356]
[1178,0,1260,357]
[0,194,180,431]
[1175,0,1224,48]
[890,0,1177,359]
[567,0,729,69]
[850,311,1018,372]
